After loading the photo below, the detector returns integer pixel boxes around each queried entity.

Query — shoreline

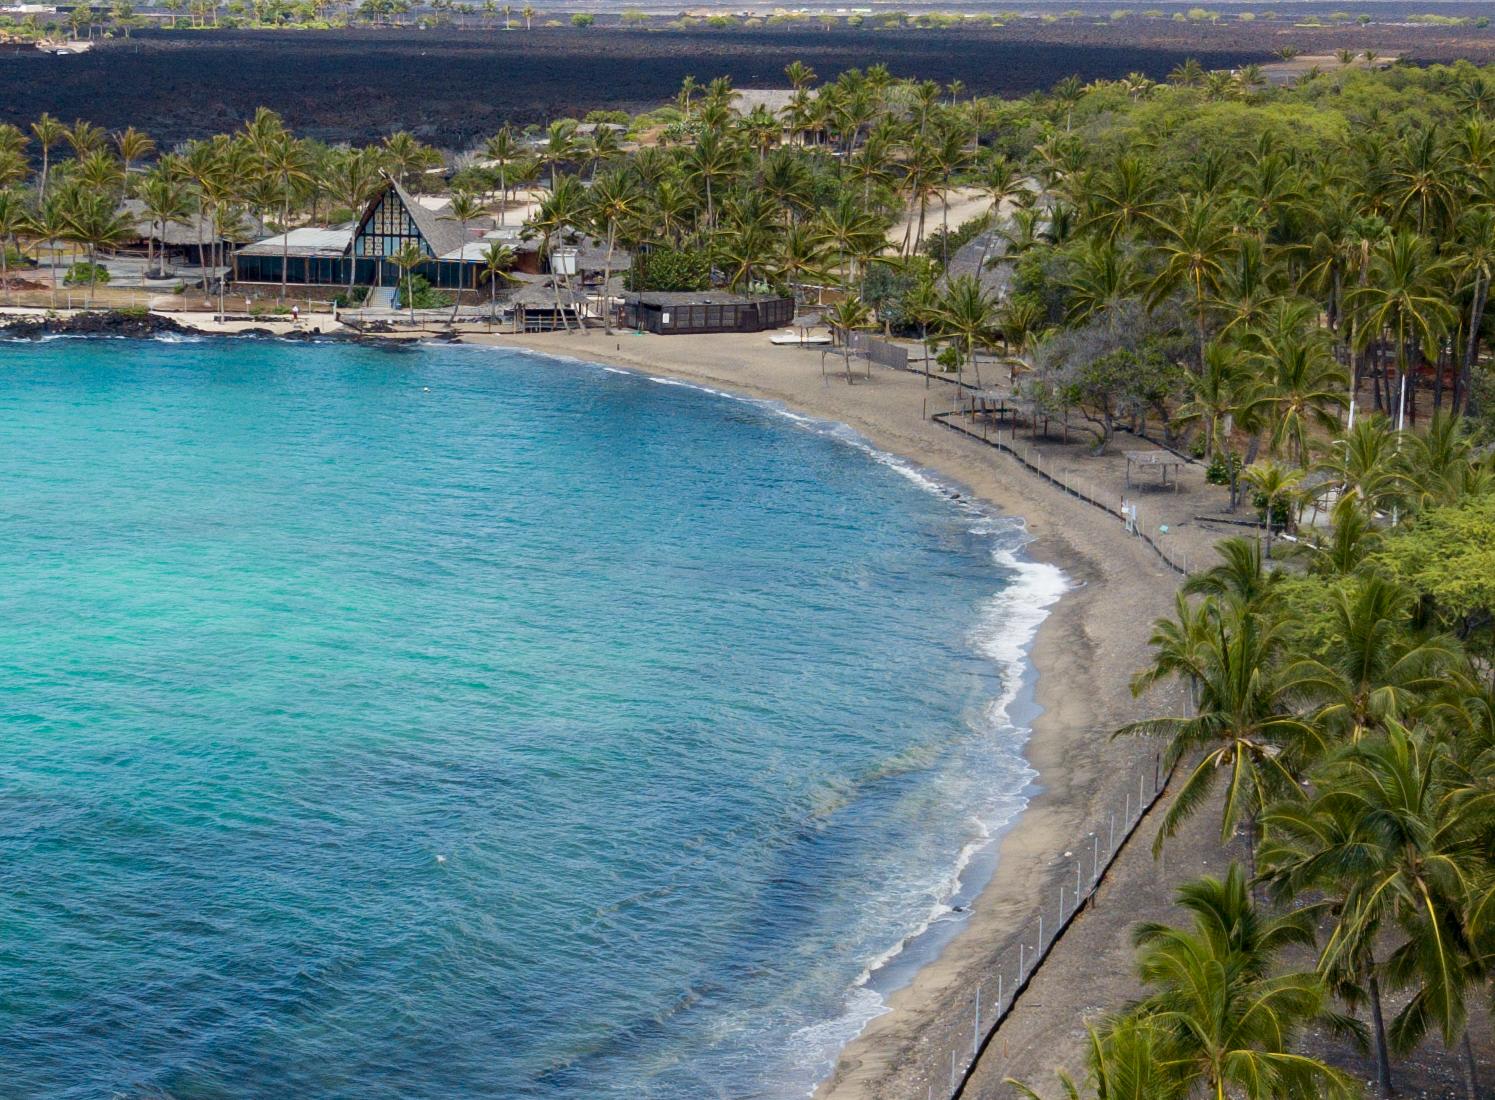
[10,316,1193,1094]
[452,330,1191,1097]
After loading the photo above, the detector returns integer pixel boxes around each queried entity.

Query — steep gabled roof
[392,178,468,258]
[350,176,468,259]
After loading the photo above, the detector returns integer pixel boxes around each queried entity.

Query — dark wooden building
[619,292,794,335]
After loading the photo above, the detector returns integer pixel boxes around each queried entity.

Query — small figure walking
[291,305,300,324]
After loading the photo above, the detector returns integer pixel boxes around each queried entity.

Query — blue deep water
[0,338,1064,1100]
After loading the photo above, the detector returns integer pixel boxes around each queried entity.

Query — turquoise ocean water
[0,338,1064,1099]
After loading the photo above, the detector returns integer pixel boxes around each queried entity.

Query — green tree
[1127,865,1358,1099]
[477,240,516,330]
[932,272,1000,388]
[1263,726,1493,1100]
[1118,592,1321,880]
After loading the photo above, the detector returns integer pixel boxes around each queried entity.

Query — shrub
[63,261,110,286]
[625,247,711,292]
[1251,489,1292,529]
[333,285,370,308]
[1205,451,1242,485]
[569,12,593,26]
[402,274,450,309]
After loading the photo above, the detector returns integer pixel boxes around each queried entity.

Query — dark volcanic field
[2,19,1492,150]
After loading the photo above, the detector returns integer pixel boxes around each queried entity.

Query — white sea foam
[456,344,1074,1094]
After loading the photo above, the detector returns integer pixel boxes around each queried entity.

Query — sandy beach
[444,328,1219,1097]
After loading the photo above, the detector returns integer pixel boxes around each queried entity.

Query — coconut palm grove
[3,47,1495,1100]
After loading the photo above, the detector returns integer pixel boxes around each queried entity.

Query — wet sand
[452,329,1204,1096]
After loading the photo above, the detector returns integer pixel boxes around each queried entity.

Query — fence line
[866,364,1195,1099]
[929,407,1193,578]
[900,744,1174,1100]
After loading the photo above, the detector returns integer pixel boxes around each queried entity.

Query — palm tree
[974,151,1024,222]
[476,240,516,330]
[682,128,738,230]
[1173,339,1255,463]
[527,172,585,332]
[1251,316,1349,466]
[933,273,999,388]
[1146,195,1235,360]
[581,124,622,180]
[1118,595,1321,879]
[31,112,65,199]
[389,239,426,323]
[815,192,884,287]
[482,126,520,224]
[1062,239,1143,324]
[1388,127,1459,237]
[1293,575,1462,745]
[261,135,314,299]
[1126,865,1357,1099]
[112,125,154,181]
[1400,409,1490,512]
[29,193,72,309]
[1085,154,1162,243]
[381,130,439,188]
[61,188,134,305]
[772,222,830,293]
[136,168,190,279]
[1009,1016,1184,1100]
[824,295,871,383]
[441,190,484,323]
[0,188,26,304]
[1317,413,1408,519]
[76,150,124,198]
[1263,726,1493,1100]
[538,119,579,193]
[1242,459,1303,555]
[1179,536,1280,612]
[784,60,815,91]
[586,169,641,333]
[521,1,533,28]
[1452,207,1494,414]
[1347,231,1456,425]
[323,145,381,298]
[929,119,972,266]
[64,118,107,159]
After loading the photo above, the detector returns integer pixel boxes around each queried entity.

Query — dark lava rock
[0,310,192,340]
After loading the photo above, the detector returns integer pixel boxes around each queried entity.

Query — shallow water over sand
[0,339,1059,1098]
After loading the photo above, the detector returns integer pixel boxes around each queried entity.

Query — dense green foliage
[625,246,711,292]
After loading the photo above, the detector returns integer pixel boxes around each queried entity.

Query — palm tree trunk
[601,221,616,335]
[197,215,209,294]
[1368,969,1392,1098]
[281,189,291,299]
[940,185,950,267]
[1459,275,1487,416]
[1461,1030,1479,1100]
